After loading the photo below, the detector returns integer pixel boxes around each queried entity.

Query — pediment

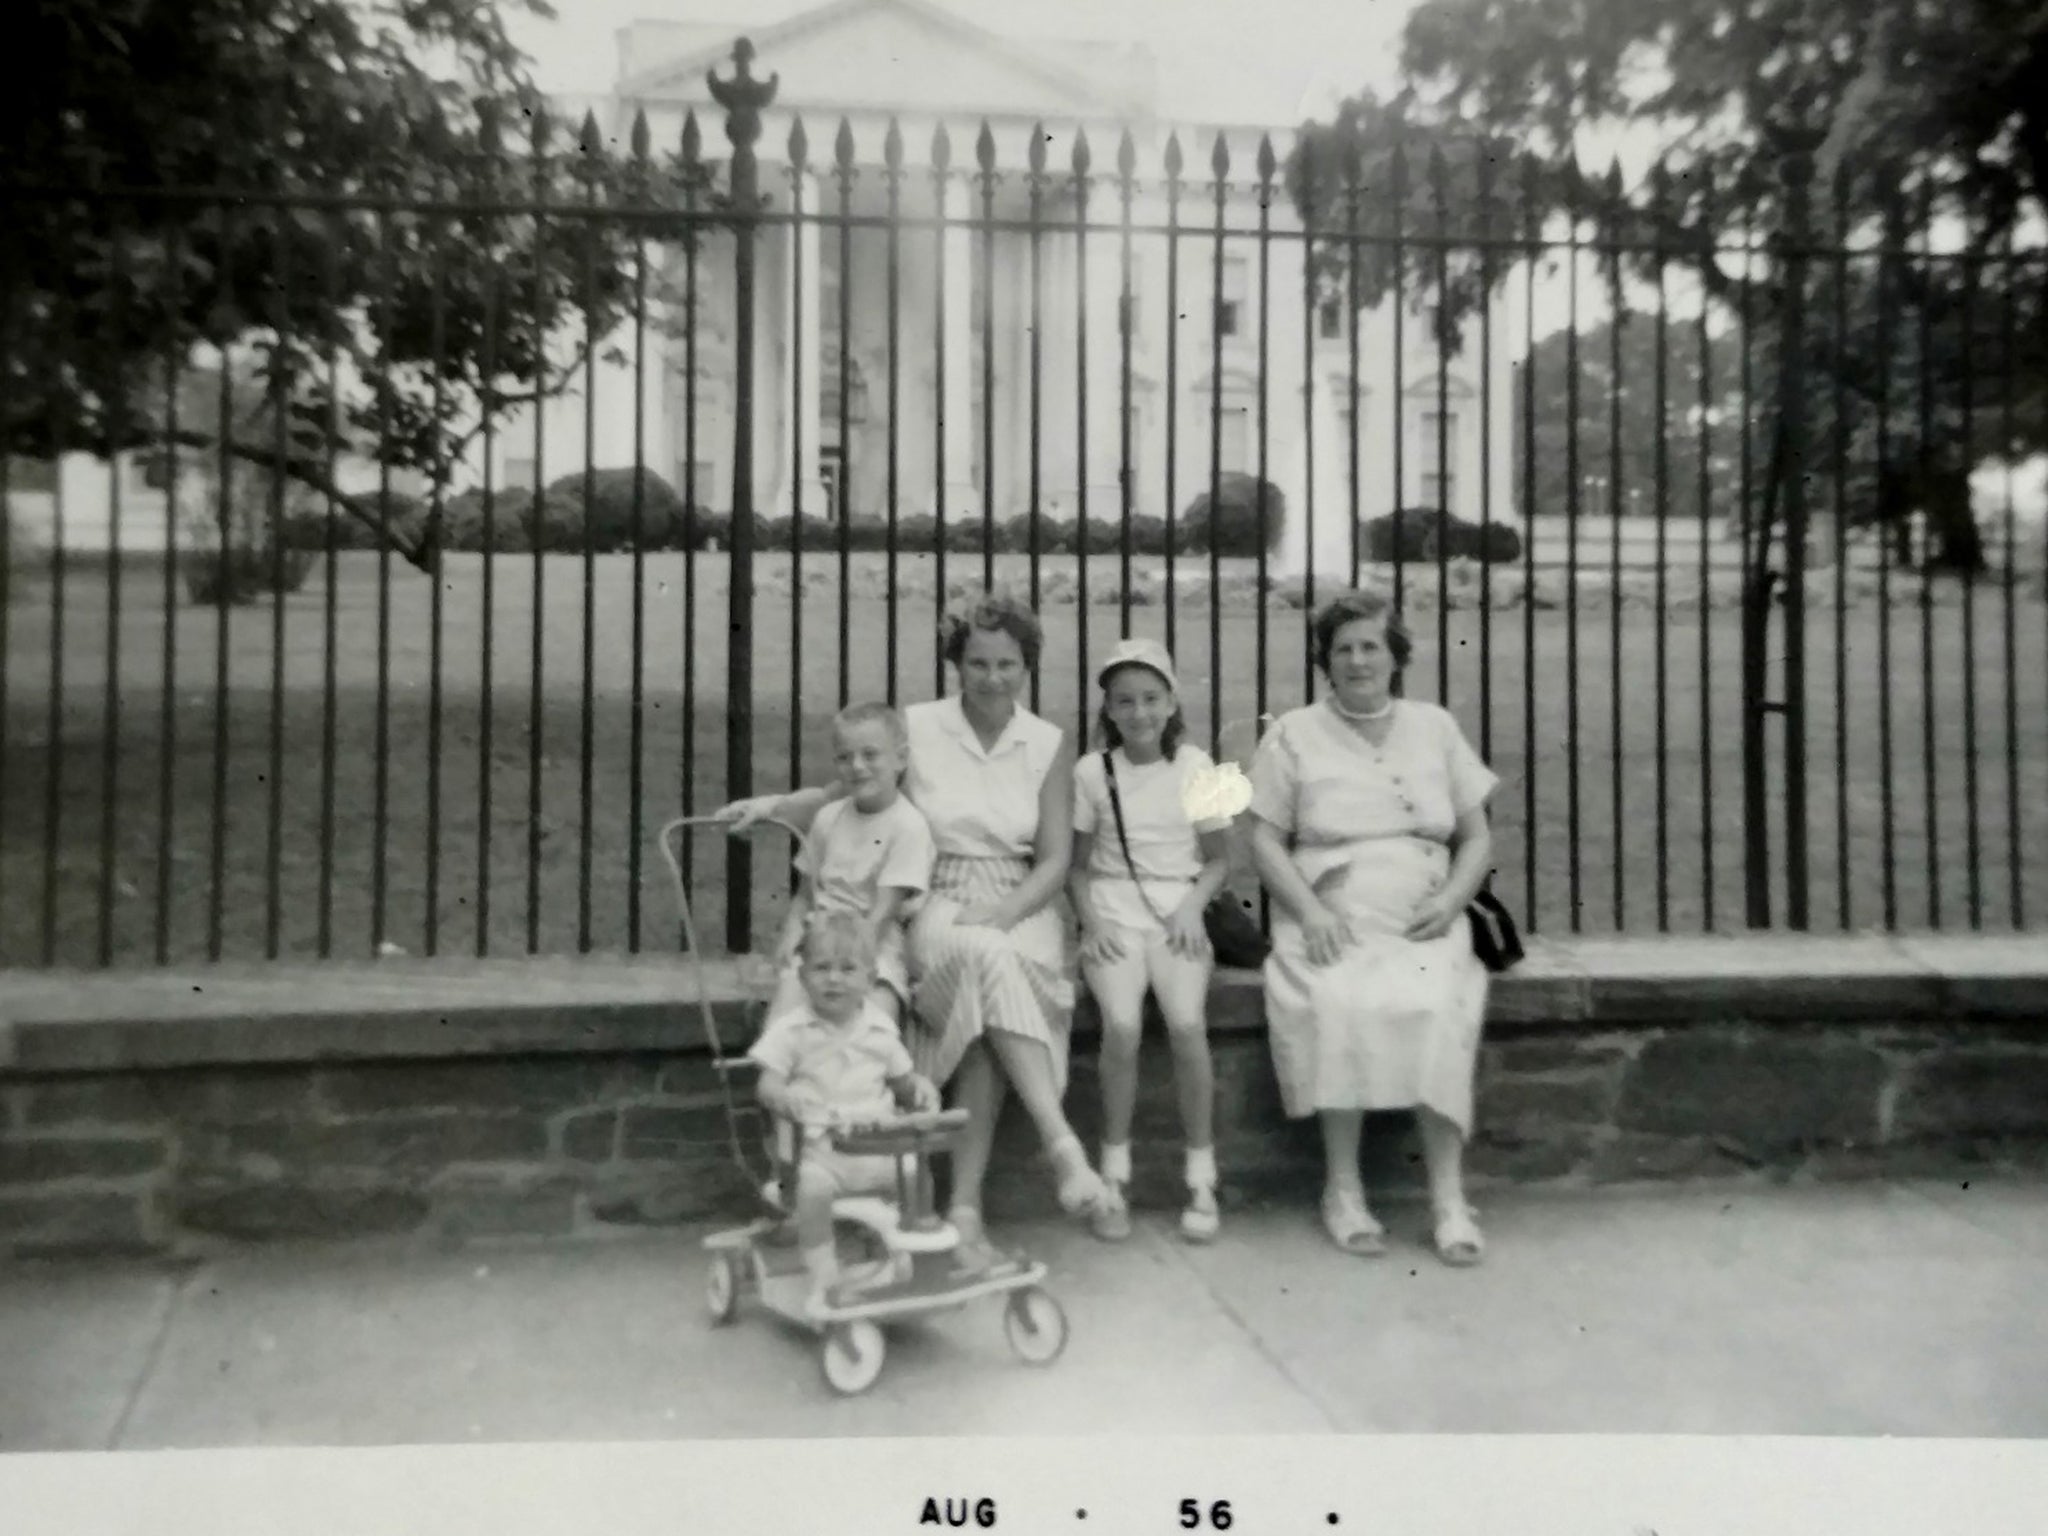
[623,0,1123,120]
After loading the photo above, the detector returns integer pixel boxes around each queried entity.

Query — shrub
[1361,508,1519,564]
[181,545,316,605]
[1177,473,1285,557]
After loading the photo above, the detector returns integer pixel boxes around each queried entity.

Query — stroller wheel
[706,1254,742,1326]
[820,1319,887,1396]
[1002,1286,1069,1366]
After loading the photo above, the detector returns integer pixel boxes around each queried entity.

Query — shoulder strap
[1100,751,1170,924]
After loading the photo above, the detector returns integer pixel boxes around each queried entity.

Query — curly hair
[1310,588,1412,675]
[939,589,1044,672]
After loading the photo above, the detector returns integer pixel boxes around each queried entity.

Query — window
[1318,300,1344,341]
[1420,408,1460,446]
[1217,257,1247,338]
[1421,470,1456,511]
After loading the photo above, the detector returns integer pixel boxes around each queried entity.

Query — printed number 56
[1180,1500,1232,1529]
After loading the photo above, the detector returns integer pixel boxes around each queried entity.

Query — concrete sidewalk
[4,1180,2045,1449]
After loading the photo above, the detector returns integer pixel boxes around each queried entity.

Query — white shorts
[1080,914,1214,1035]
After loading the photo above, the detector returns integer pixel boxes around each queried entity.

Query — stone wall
[3,936,2044,1259]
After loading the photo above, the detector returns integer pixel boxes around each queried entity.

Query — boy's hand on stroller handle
[715,795,782,830]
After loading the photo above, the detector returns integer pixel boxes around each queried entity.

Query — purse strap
[1100,750,1173,927]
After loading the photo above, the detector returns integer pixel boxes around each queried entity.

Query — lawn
[3,549,2044,968]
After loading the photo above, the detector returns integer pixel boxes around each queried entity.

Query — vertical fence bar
[1914,175,1939,928]
[1604,164,1626,928]
[43,263,68,965]
[1118,131,1137,636]
[155,231,186,964]
[1346,154,1363,591]
[1737,175,1768,928]
[1999,229,2021,925]
[1299,142,1319,699]
[1477,145,1497,765]
[1074,130,1094,726]
[316,214,343,957]
[262,204,291,961]
[1520,158,1541,929]
[714,41,776,954]
[1777,151,1814,932]
[1207,134,1227,754]
[100,206,130,966]
[423,155,451,958]
[475,113,502,954]
[1165,136,1184,658]
[1432,146,1453,705]
[1695,170,1717,931]
[1830,165,1852,928]
[206,200,234,962]
[978,124,998,592]
[0,271,11,963]
[680,112,702,919]
[373,158,399,957]
[1390,137,1409,616]
[577,114,604,953]
[1563,170,1584,930]
[932,124,952,696]
[834,121,856,709]
[1876,188,1901,929]
[521,113,551,954]
[1957,206,1983,929]
[790,121,811,806]
[626,112,652,951]
[883,119,903,707]
[1650,163,1672,932]
[1027,125,1047,650]
[1255,137,1276,730]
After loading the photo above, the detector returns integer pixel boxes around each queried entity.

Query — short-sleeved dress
[901,697,1075,1091]
[1246,699,1498,1132]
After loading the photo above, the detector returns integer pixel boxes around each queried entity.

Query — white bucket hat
[1096,636,1178,694]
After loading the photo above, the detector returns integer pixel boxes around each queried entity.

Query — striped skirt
[907,854,1076,1092]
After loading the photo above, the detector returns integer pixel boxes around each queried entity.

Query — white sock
[1184,1146,1218,1191]
[1100,1141,1133,1185]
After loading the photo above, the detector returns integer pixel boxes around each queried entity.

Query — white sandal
[1433,1202,1486,1268]
[1179,1184,1221,1244]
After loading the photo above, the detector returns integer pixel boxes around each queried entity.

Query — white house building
[481,0,1520,572]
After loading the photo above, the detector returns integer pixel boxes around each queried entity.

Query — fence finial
[681,109,701,165]
[1210,131,1230,179]
[788,115,809,169]
[931,120,952,173]
[1164,131,1183,182]
[708,36,779,152]
[1072,126,1092,178]
[975,121,997,176]
[1028,121,1048,176]
[835,117,856,172]
[629,108,650,161]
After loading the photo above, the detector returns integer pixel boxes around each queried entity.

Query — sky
[504,0,1415,124]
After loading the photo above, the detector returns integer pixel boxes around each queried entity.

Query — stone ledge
[1,934,2041,1074]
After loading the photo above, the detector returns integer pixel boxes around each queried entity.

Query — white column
[777,169,826,519]
[940,174,977,518]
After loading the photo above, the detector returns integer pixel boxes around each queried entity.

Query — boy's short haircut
[832,700,909,755]
[800,909,879,968]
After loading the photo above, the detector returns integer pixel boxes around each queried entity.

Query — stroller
[658,814,1070,1396]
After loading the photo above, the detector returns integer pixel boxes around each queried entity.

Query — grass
[3,549,2044,969]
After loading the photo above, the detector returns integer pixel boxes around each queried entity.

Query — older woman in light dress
[1243,588,1498,1266]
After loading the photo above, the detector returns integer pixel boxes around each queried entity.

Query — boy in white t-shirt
[765,702,935,1027]
[1068,637,1241,1244]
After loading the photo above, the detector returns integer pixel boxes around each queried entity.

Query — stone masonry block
[558,1109,620,1164]
[0,1135,167,1186]
[428,1175,581,1240]
[176,1184,431,1242]
[1615,1033,1886,1151]
[320,1060,609,1118]
[213,1115,550,1174]
[1589,1131,1766,1184]
[0,1191,154,1257]
[619,1104,734,1159]
[1480,1037,1636,1079]
[1894,1051,2048,1141]
[1478,1075,1617,1136]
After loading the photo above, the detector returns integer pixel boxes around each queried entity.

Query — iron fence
[2,39,2044,970]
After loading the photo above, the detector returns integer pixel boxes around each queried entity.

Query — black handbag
[1100,750,1271,970]
[1467,877,1524,973]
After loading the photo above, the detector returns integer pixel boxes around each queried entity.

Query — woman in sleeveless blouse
[718,594,1110,1266]
[1244,589,1498,1267]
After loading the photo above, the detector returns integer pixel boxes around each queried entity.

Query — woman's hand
[952,900,1011,931]
[1299,901,1356,967]
[1078,922,1126,966]
[1165,898,1212,960]
[1405,889,1464,943]
[715,794,781,831]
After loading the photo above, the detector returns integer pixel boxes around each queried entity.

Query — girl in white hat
[1068,637,1243,1243]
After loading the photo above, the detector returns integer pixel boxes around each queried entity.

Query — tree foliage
[2,0,723,571]
[1295,0,2048,570]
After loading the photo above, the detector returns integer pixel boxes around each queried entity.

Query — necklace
[1330,696,1395,723]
